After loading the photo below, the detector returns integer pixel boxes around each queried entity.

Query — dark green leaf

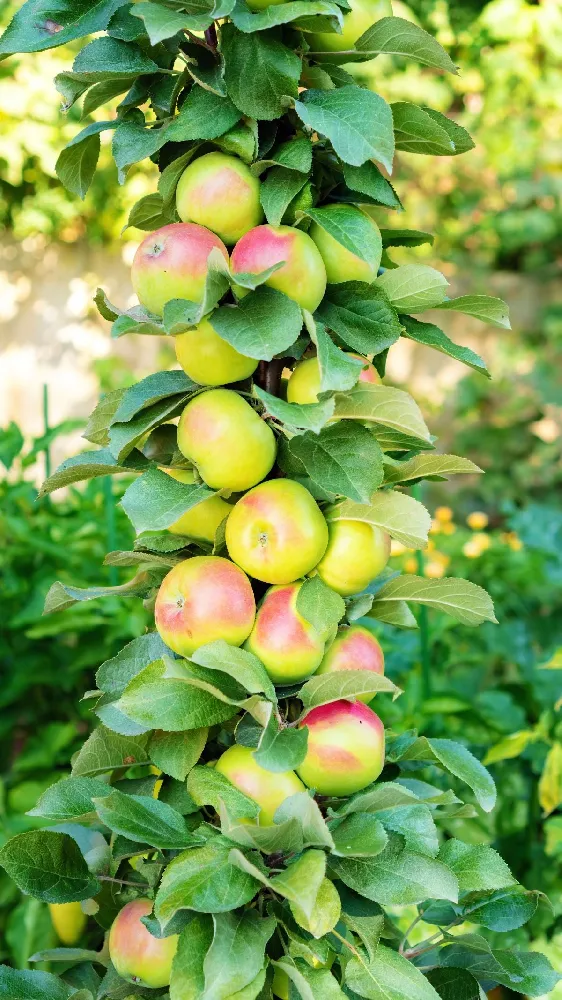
[166,86,242,141]
[346,944,442,1000]
[305,204,382,272]
[71,727,150,777]
[210,287,303,360]
[426,968,482,1000]
[155,842,261,926]
[188,764,260,821]
[0,831,100,903]
[289,422,384,502]
[254,385,334,433]
[0,0,127,56]
[356,16,457,74]
[28,776,110,823]
[400,315,490,377]
[0,966,77,1000]
[342,161,401,209]
[260,167,308,225]
[117,659,239,731]
[294,87,394,170]
[315,282,401,356]
[120,466,215,533]
[331,837,458,905]
[56,121,114,198]
[254,714,309,772]
[222,24,301,121]
[149,728,207,781]
[93,788,198,849]
[296,576,345,636]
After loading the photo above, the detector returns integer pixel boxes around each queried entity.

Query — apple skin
[297,699,385,796]
[287,353,379,404]
[307,0,392,55]
[176,152,264,246]
[246,582,326,683]
[215,745,305,825]
[49,902,86,945]
[225,478,329,585]
[310,208,381,283]
[163,468,232,542]
[109,899,178,989]
[316,625,384,703]
[131,222,229,317]
[175,317,258,386]
[177,389,276,491]
[230,224,327,312]
[314,519,391,596]
[155,555,256,657]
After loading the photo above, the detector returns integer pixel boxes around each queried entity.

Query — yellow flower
[404,557,418,574]
[435,506,453,522]
[429,519,442,534]
[425,539,436,553]
[391,539,408,556]
[473,532,491,551]
[425,560,446,578]
[501,531,523,551]
[441,522,456,535]
[463,539,483,558]
[467,511,489,530]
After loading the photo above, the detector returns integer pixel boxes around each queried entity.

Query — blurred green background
[0,0,561,993]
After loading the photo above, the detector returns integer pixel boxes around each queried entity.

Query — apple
[230,224,327,312]
[163,468,232,542]
[307,0,392,56]
[215,744,305,824]
[175,317,258,386]
[155,555,256,657]
[297,699,385,795]
[246,582,326,683]
[177,389,276,491]
[131,222,229,317]
[316,625,384,702]
[287,353,379,404]
[225,478,329,584]
[108,898,178,989]
[244,0,285,11]
[176,151,264,246]
[48,902,86,945]
[309,206,381,283]
[314,518,390,596]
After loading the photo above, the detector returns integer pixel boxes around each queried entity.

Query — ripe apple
[155,555,256,657]
[131,222,228,317]
[246,582,326,683]
[309,207,381,283]
[176,151,264,246]
[225,478,329,584]
[163,468,232,543]
[48,902,86,945]
[287,353,379,404]
[108,898,178,989]
[314,518,391,596]
[297,699,385,795]
[175,317,258,386]
[316,625,384,702]
[230,224,327,312]
[215,745,305,824]
[177,389,276,491]
[307,0,392,56]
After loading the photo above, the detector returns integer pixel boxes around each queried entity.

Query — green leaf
[121,466,215,533]
[117,659,239,731]
[192,641,277,702]
[435,294,511,330]
[304,204,382,272]
[0,0,127,56]
[203,911,275,1000]
[356,16,457,73]
[38,447,148,496]
[315,282,402,356]
[376,264,448,311]
[210,287,303,360]
[330,813,388,857]
[253,714,309,772]
[260,167,308,226]
[72,36,159,81]
[254,385,334,433]
[56,121,114,198]
[170,915,213,1000]
[232,0,342,32]
[269,134,313,172]
[0,421,24,469]
[0,831,100,903]
[299,669,399,708]
[384,453,482,485]
[97,632,170,695]
[370,575,497,628]
[126,191,176,231]
[275,792,335,849]
[222,24,301,121]
[220,806,304,855]
[155,842,261,927]
[108,394,190,462]
[291,877,341,938]
[275,958,346,1000]
[380,228,434,248]
[43,571,159,615]
[331,836,458,905]
[466,886,539,932]
[439,841,515,894]
[334,384,432,450]
[28,776,110,823]
[426,968,483,1000]
[295,87,394,170]
[327,491,431,549]
[391,102,455,155]
[289,423,384,503]
[93,788,198,849]
[295,576,345,636]
[400,315,490,377]
[131,2,213,43]
[343,161,401,209]
[188,765,260,820]
[375,803,438,857]
[335,780,419,816]
[440,944,560,997]
[387,735,497,812]
[308,318,365,394]
[0,966,78,1000]
[71,727,150,777]
[149,728,208,781]
[346,944,441,1000]
[113,370,196,424]
[166,86,242,141]
[423,108,474,154]
[270,850,326,921]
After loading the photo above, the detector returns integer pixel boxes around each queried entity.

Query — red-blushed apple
[175,316,258,386]
[215,745,305,824]
[246,582,326,683]
[287,353,379,404]
[297,699,385,795]
[314,518,391,596]
[108,898,179,989]
[155,555,255,657]
[307,0,392,55]
[230,224,327,312]
[177,389,276,491]
[316,625,384,702]
[225,478,329,584]
[49,903,86,945]
[163,468,232,543]
[176,151,264,246]
[309,207,381,283]
[131,222,228,317]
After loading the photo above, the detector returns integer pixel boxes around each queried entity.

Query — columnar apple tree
[1,1,559,998]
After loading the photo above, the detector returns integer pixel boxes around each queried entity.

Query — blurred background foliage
[0,0,561,993]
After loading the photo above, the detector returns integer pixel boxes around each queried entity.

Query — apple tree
[0,1,560,999]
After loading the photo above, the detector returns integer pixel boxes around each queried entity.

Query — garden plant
[0,1,560,998]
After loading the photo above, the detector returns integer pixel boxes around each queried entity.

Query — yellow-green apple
[230,224,327,312]
[310,207,381,283]
[175,316,258,386]
[109,898,178,989]
[163,468,232,542]
[48,903,86,945]
[225,478,329,584]
[177,388,276,491]
[287,353,379,404]
[315,625,384,702]
[155,555,255,657]
[131,222,228,317]
[297,699,385,795]
[176,151,263,246]
[215,745,305,824]
[246,582,326,683]
[307,0,392,55]
[314,518,390,596]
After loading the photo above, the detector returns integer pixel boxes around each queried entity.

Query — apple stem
[258,358,285,397]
